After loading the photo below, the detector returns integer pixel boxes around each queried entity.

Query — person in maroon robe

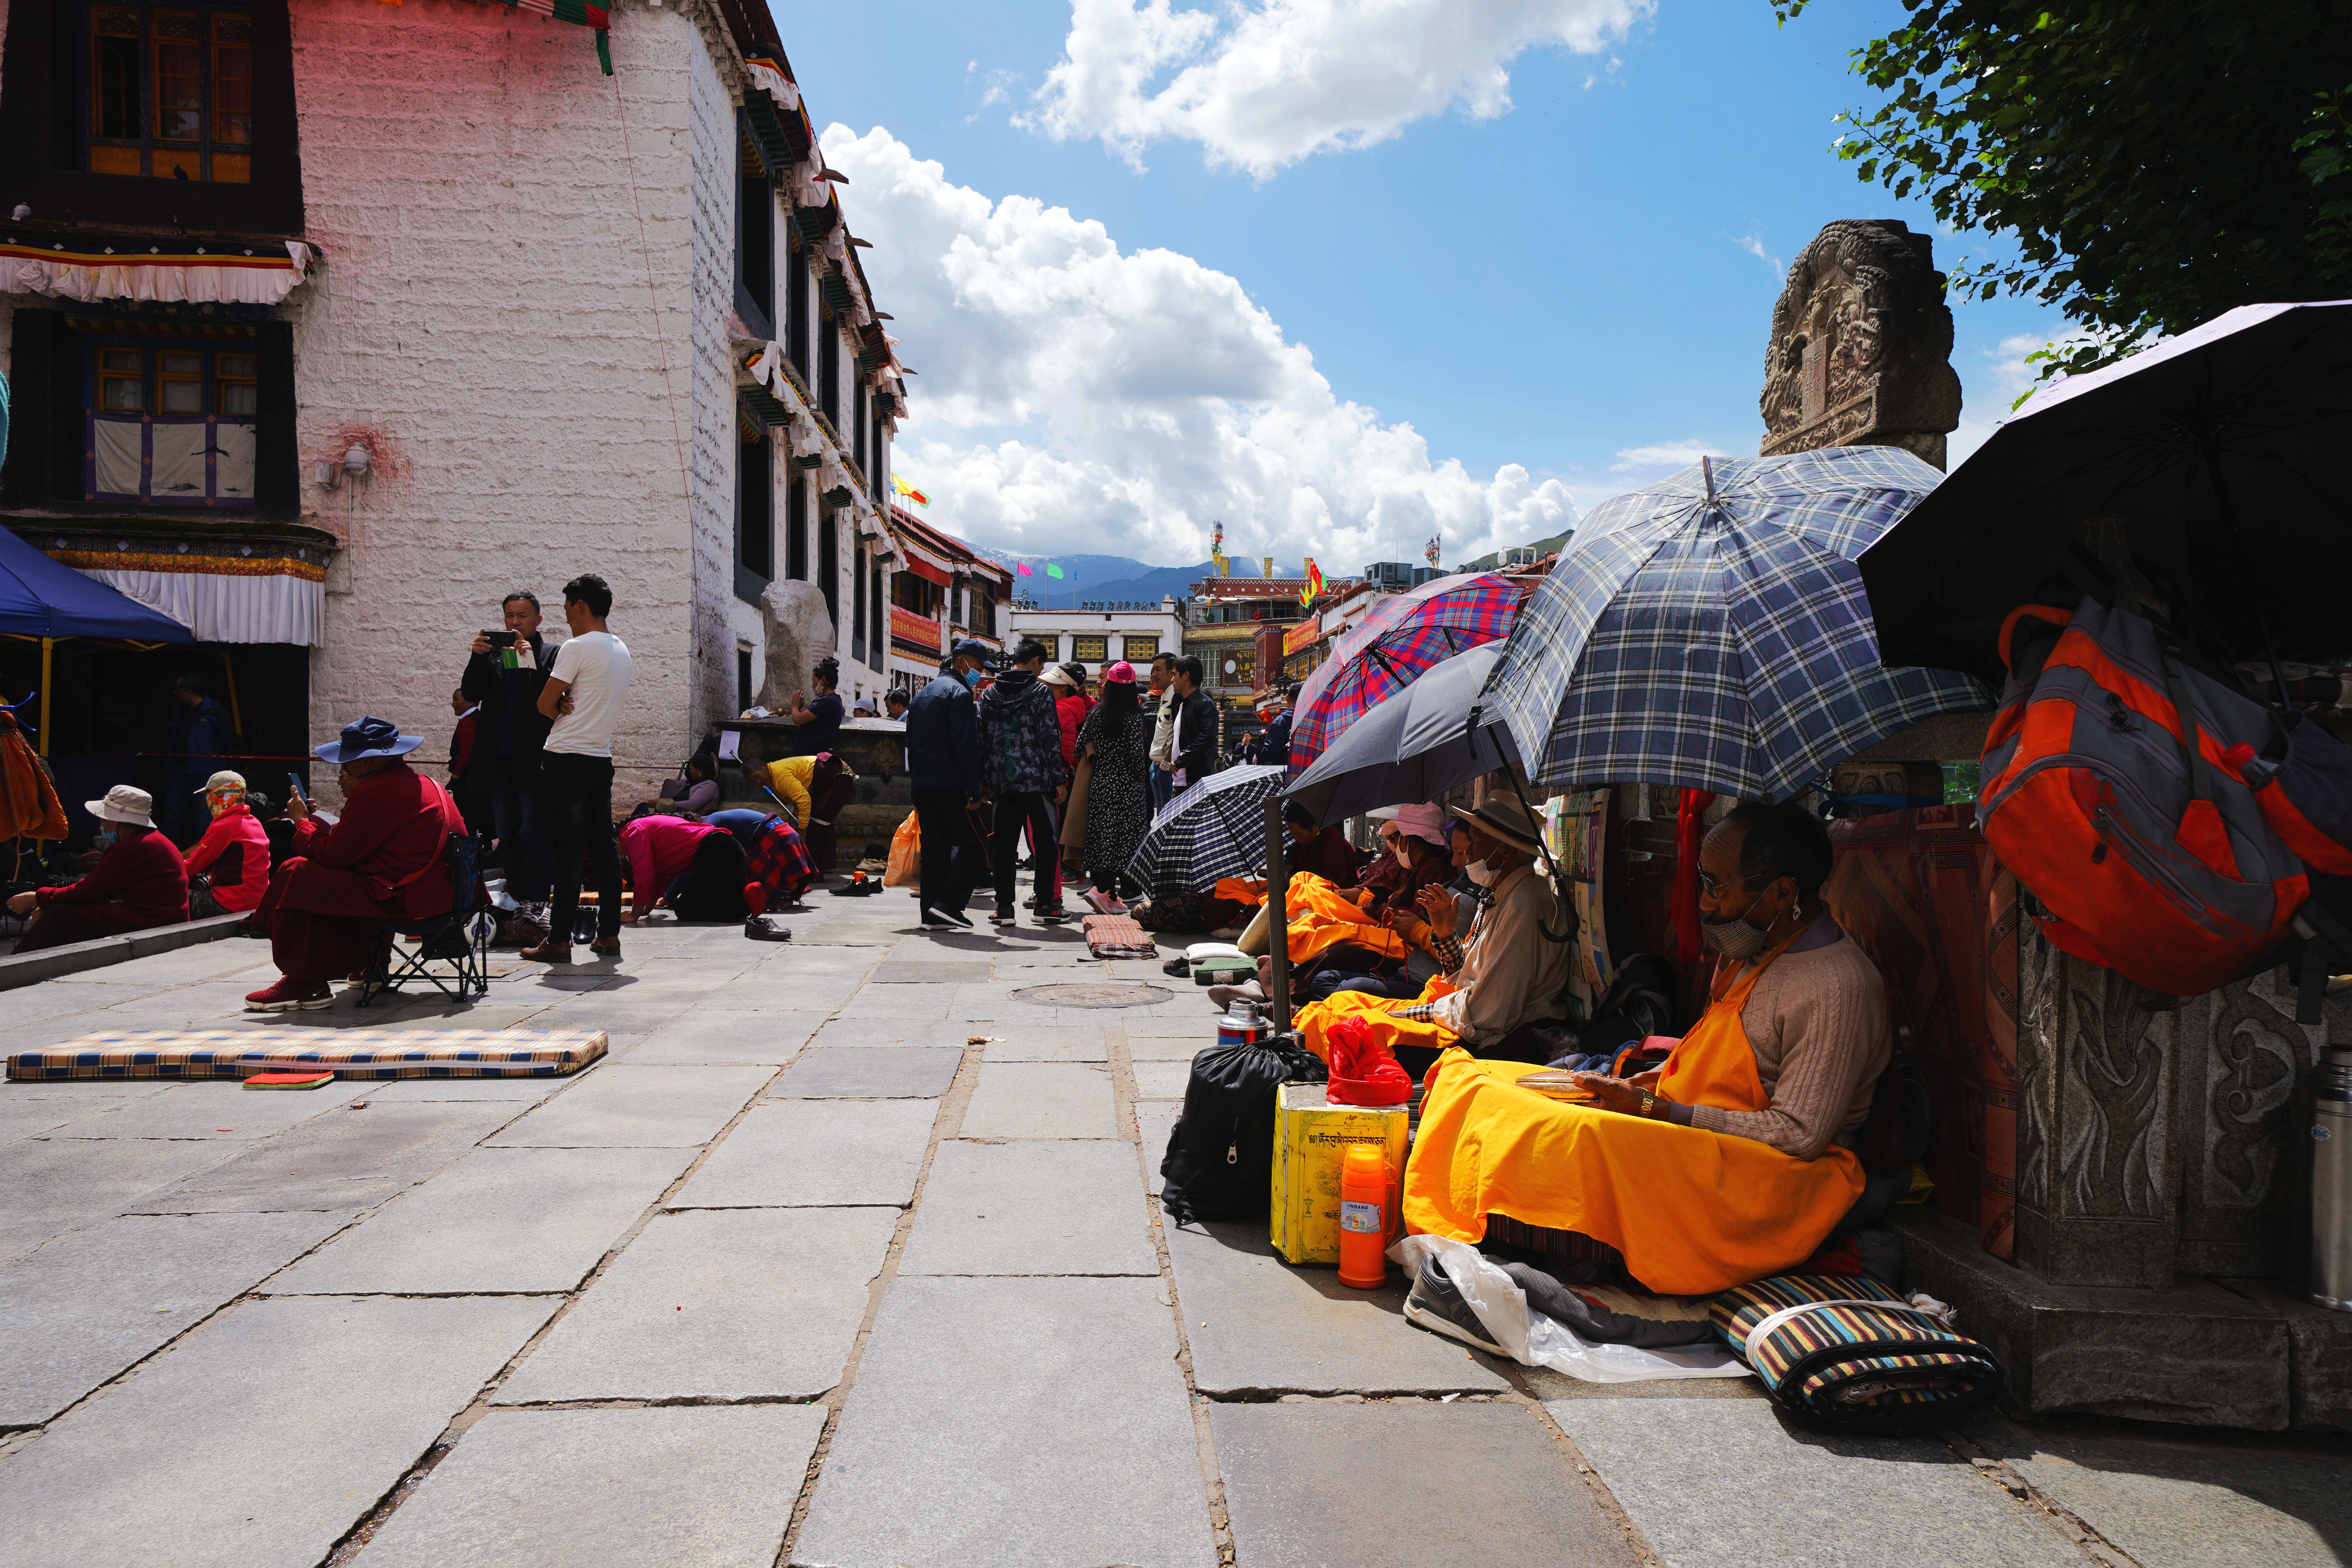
[241,716,466,1012]
[7,785,188,951]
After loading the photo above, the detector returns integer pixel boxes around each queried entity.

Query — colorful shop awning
[0,240,312,307]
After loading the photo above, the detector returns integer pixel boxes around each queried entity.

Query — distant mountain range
[971,548,1299,608]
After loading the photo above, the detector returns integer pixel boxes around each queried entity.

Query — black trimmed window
[820,310,840,426]
[785,472,808,581]
[851,544,867,664]
[735,423,771,606]
[818,510,838,630]
[86,2,255,183]
[786,239,810,381]
[869,561,885,663]
[734,115,773,340]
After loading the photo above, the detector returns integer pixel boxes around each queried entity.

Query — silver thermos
[2312,1047,2352,1312]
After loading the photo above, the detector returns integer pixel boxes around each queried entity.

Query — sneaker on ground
[924,906,974,929]
[1037,906,1072,924]
[1096,892,1129,916]
[1402,1255,1504,1356]
[243,978,334,1013]
[989,909,1018,927]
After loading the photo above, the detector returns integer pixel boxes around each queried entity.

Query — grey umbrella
[1283,641,1519,825]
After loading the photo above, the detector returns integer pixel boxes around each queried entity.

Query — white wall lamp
[315,443,371,490]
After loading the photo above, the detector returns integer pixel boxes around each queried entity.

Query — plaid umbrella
[1127,764,1287,895]
[1290,572,1524,771]
[1482,447,1990,801]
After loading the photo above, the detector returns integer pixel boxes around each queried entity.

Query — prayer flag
[1302,558,1325,604]
[1017,563,1034,577]
[891,474,929,506]
[1047,564,1065,579]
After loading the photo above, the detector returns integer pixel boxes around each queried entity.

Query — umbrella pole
[37,639,51,759]
[1263,797,1290,1034]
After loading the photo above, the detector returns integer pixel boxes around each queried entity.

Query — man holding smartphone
[460,592,554,939]
[524,574,632,963]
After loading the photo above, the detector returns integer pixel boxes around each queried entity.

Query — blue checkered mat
[5,1028,608,1082]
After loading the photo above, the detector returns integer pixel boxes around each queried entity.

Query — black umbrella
[1860,300,2352,688]
[1282,642,1519,824]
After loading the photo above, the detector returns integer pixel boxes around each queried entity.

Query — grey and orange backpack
[1979,593,2352,1008]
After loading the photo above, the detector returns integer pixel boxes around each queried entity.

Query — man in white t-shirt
[523,573,634,962]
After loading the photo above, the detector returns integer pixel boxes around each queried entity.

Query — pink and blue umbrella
[1289,572,1526,772]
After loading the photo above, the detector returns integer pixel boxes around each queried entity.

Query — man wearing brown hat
[7,786,188,952]
[1294,792,1573,1073]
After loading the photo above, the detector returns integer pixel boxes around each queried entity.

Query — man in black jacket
[904,638,993,930]
[460,592,554,923]
[1168,655,1221,791]
[978,638,1071,926]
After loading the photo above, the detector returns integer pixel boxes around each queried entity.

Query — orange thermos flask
[1337,1144,1391,1289]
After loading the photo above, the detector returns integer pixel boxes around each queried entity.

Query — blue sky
[776,0,2063,569]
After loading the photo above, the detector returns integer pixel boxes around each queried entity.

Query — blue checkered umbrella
[1482,447,1990,800]
[1128,764,1287,895]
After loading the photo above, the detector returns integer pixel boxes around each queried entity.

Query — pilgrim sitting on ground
[181,770,272,915]
[8,786,188,952]
[240,717,467,1012]
[1290,795,1575,1074]
[1401,800,1891,1299]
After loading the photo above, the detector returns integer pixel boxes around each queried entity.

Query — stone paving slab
[1120,1015,1218,1038]
[125,1101,523,1215]
[0,1210,352,1427]
[0,1075,186,1098]
[771,1046,963,1099]
[1961,1411,2352,1568]
[0,1294,552,1568]
[1125,1030,1216,1061]
[870,961,994,984]
[0,1135,242,1260]
[619,1010,821,1065]
[0,1096,134,1142]
[958,1062,1117,1138]
[1549,1398,2081,1568]
[356,1073,585,1102]
[495,1207,897,1403]
[487,1064,771,1147]
[975,1025,1111,1062]
[1137,1103,1180,1194]
[695,975,867,1012]
[40,1079,361,1142]
[898,1140,1158,1276]
[508,1000,695,1037]
[804,1016,979,1049]
[1213,1402,1636,1568]
[793,1276,1216,1568]
[270,1146,693,1295]
[1164,1220,1510,1397]
[671,1098,938,1209]
[348,1405,823,1568]
[832,990,950,1019]
[1132,1060,1194,1100]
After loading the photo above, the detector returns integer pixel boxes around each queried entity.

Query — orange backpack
[1978,596,2309,996]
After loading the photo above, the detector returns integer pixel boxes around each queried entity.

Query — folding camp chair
[356,832,494,1007]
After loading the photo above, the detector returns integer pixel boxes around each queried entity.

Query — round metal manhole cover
[1009,982,1174,1009]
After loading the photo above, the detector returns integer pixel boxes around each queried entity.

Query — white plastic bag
[1389,1234,1751,1384]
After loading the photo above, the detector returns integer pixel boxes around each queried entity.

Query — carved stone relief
[1759,220,1963,469]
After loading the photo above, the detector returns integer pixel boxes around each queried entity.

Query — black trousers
[667,831,748,923]
[911,786,987,916]
[543,752,620,943]
[991,792,1059,914]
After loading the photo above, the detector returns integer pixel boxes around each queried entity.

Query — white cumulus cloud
[828,125,1577,567]
[1611,439,1733,473]
[1018,0,1651,178]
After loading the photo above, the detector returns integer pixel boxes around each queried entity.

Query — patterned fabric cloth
[1081,913,1157,958]
[1128,764,1286,895]
[8,1028,608,1081]
[745,813,818,902]
[1485,448,1989,800]
[1076,702,1155,893]
[1290,572,1524,771]
[1711,1272,2002,1430]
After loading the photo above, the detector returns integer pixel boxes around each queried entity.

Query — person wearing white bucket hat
[7,785,189,952]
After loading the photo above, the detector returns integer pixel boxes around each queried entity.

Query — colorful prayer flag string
[891,474,929,506]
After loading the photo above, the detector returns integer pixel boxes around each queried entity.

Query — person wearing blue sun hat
[239,715,469,1012]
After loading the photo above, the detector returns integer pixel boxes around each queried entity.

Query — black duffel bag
[1160,1029,1325,1225]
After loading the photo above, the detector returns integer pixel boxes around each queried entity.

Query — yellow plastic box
[1269,1082,1409,1266]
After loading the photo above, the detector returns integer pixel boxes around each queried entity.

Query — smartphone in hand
[286,771,309,806]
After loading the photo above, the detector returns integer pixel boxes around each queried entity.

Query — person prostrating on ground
[524,574,633,964]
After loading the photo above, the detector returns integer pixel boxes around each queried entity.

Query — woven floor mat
[6,1028,608,1082]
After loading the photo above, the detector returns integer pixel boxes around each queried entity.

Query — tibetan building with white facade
[0,0,905,814]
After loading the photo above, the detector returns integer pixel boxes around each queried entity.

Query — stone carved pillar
[1759,221,1963,470]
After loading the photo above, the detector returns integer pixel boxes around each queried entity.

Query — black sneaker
[1403,1254,1504,1356]
[926,906,975,929]
[989,908,1018,927]
[1037,905,1073,925]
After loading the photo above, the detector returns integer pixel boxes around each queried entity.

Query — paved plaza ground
[1,893,2349,1567]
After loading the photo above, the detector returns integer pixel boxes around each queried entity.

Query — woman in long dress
[1073,662,1153,915]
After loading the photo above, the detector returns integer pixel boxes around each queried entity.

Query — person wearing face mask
[7,785,188,951]
[904,639,995,930]
[1292,795,1574,1076]
[180,769,270,915]
[1398,799,1886,1301]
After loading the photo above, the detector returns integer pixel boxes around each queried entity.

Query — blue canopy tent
[0,523,193,755]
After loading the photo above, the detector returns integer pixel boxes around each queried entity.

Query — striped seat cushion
[7,1029,608,1082]
[1711,1273,2002,1430]
[1082,915,1157,959]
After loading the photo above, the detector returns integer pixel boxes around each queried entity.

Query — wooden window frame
[215,349,257,416]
